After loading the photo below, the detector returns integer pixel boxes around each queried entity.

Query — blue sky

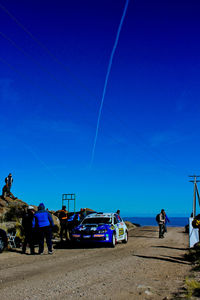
[0,0,200,216]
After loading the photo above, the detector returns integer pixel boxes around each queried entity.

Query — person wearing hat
[22,206,35,254]
[32,203,54,255]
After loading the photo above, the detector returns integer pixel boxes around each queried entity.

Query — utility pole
[189,175,200,217]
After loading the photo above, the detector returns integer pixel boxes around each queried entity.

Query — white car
[71,212,128,247]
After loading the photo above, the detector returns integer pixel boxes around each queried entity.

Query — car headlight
[97,229,107,233]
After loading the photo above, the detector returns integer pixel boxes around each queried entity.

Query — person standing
[158,209,165,238]
[22,206,35,254]
[33,203,54,254]
[5,173,13,191]
[59,206,68,242]
[80,208,87,222]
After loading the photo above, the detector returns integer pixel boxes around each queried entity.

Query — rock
[125,221,137,230]
[145,290,154,296]
[0,221,17,231]
[0,196,27,221]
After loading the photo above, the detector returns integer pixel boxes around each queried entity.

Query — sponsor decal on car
[119,228,124,236]
[93,234,104,237]
[72,234,81,238]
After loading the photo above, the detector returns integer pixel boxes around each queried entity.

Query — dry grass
[185,277,200,298]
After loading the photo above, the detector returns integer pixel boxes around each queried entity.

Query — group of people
[22,204,88,255]
[157,209,170,238]
[2,173,16,200]
[22,203,54,255]
[21,200,171,254]
[58,206,87,242]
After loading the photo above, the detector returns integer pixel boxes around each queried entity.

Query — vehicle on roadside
[0,228,8,253]
[71,212,128,247]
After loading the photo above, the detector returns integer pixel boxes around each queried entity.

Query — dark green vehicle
[0,229,7,253]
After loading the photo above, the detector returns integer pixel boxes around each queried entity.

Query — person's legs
[22,233,28,253]
[38,228,45,254]
[159,224,164,238]
[161,224,165,238]
[60,224,64,241]
[64,225,68,240]
[45,226,52,253]
[29,232,35,254]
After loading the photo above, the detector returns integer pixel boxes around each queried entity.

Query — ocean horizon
[123,217,188,227]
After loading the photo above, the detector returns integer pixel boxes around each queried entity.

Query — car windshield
[82,217,112,225]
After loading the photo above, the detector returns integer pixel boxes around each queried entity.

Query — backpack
[156,214,160,223]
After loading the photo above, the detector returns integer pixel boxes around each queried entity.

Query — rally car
[71,212,128,247]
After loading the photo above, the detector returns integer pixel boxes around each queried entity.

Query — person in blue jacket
[33,203,54,254]
[164,211,170,233]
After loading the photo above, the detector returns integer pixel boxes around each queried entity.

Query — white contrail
[90,0,130,165]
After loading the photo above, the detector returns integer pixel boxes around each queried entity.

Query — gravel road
[0,226,190,300]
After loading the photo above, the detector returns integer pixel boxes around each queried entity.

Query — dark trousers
[159,224,165,238]
[37,226,52,253]
[22,231,35,254]
[60,223,68,241]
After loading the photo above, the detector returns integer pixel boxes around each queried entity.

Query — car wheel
[122,231,128,243]
[0,238,5,253]
[111,233,116,248]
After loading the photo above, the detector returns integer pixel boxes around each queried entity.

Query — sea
[123,217,189,227]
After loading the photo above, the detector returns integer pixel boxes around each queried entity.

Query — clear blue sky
[0,0,199,216]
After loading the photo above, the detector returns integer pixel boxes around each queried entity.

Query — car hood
[74,224,111,232]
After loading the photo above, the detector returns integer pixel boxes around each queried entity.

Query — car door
[114,214,125,241]
[113,215,120,241]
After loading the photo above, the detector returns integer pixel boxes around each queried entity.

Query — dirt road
[0,227,191,300]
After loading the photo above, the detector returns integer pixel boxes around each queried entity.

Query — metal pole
[193,178,196,217]
[189,175,200,217]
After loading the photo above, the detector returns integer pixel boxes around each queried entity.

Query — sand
[0,226,191,299]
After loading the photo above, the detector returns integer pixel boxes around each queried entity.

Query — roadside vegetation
[184,244,200,298]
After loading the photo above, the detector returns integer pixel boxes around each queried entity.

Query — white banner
[189,217,199,248]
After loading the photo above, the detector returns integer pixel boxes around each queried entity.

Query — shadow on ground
[152,245,188,251]
[133,254,190,265]
[140,229,157,232]
[53,240,113,249]
[129,235,157,239]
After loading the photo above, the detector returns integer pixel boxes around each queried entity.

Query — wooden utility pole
[189,175,200,217]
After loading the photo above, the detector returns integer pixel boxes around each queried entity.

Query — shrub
[185,277,200,298]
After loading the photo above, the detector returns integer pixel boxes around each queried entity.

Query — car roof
[84,212,114,218]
